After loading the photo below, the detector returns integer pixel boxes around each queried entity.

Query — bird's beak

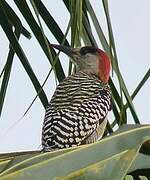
[49,44,77,59]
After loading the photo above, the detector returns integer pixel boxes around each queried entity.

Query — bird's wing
[42,72,111,149]
[85,116,108,144]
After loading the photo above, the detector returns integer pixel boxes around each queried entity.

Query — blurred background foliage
[0,0,150,179]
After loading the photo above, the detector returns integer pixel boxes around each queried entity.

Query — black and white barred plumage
[42,71,111,151]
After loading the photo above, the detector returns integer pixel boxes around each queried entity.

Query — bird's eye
[80,46,97,56]
[79,47,89,55]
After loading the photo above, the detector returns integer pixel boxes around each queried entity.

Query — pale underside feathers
[42,71,111,150]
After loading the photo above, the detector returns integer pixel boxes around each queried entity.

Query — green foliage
[0,0,150,179]
[0,125,150,179]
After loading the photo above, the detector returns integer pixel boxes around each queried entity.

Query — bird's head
[50,44,111,83]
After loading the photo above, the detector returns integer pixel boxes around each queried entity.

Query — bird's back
[42,71,111,151]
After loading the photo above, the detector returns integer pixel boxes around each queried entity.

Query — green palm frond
[0,125,150,179]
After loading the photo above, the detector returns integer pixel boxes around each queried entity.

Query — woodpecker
[42,44,111,151]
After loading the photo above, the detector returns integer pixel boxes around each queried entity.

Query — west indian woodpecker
[42,44,111,151]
